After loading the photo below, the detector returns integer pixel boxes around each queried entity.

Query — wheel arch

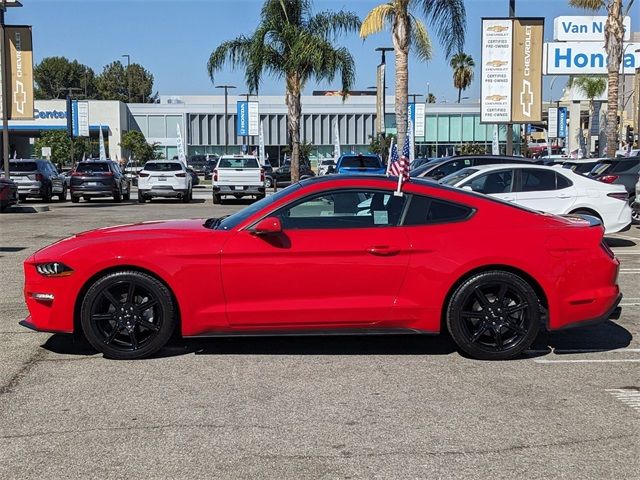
[73,265,182,337]
[440,264,549,331]
[569,206,602,220]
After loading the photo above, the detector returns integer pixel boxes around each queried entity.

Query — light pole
[409,93,423,104]
[216,85,236,153]
[121,54,131,103]
[375,47,393,137]
[1,0,22,180]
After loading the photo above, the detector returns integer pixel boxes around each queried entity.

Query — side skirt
[184,328,439,339]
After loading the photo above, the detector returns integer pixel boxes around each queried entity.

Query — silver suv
[8,159,67,202]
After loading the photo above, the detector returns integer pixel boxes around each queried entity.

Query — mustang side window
[278,190,406,229]
[403,195,473,226]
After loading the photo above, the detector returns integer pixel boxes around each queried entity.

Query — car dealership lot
[1,192,638,479]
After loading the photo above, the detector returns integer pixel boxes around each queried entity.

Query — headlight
[36,263,73,277]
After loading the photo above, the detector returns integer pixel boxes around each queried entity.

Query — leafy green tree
[572,76,607,157]
[208,0,360,182]
[360,0,466,148]
[450,52,474,103]
[459,143,487,155]
[569,0,635,156]
[369,133,396,163]
[120,130,161,162]
[33,131,93,167]
[34,57,96,99]
[96,61,156,103]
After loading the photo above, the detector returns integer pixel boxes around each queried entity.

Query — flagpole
[385,138,394,176]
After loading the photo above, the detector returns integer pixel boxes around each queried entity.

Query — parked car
[632,178,640,224]
[588,158,640,204]
[616,148,640,158]
[560,159,601,175]
[212,155,265,204]
[8,159,67,202]
[203,159,218,180]
[187,155,208,174]
[266,161,315,188]
[409,158,435,170]
[70,160,131,203]
[138,160,193,203]
[21,175,622,361]
[410,155,538,181]
[187,167,200,187]
[335,154,385,175]
[0,177,18,212]
[261,159,274,175]
[318,159,336,176]
[441,164,632,234]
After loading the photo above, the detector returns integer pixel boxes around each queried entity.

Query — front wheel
[446,271,540,360]
[123,190,130,201]
[58,186,67,202]
[80,270,176,360]
[213,194,221,205]
[113,190,122,203]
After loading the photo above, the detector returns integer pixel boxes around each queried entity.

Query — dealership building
[9,94,524,163]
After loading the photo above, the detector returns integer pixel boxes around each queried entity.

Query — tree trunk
[392,12,410,149]
[587,100,594,158]
[286,72,302,182]
[457,88,462,104]
[605,0,623,158]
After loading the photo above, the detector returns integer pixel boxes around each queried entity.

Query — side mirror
[251,216,282,235]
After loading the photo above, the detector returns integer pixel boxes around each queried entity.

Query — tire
[446,271,541,360]
[265,177,273,188]
[138,194,146,204]
[42,185,52,203]
[19,195,27,202]
[123,190,130,201]
[114,190,122,203]
[80,270,176,360]
[213,194,221,205]
[58,187,67,202]
[84,196,91,202]
[71,195,80,203]
[256,194,266,200]
[182,190,191,203]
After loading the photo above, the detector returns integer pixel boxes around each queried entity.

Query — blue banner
[72,100,79,137]
[557,107,568,138]
[408,103,415,125]
[237,101,248,136]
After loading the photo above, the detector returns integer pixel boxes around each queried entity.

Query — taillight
[71,172,82,177]
[260,168,265,182]
[138,172,149,177]
[35,173,43,181]
[599,175,619,184]
[102,171,114,177]
[607,192,628,201]
[176,172,186,177]
[213,169,218,182]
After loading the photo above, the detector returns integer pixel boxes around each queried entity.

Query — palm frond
[207,37,252,83]
[308,10,362,40]
[418,0,466,58]
[568,0,605,10]
[409,15,432,61]
[360,3,395,39]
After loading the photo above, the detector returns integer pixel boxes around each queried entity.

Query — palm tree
[427,93,436,103]
[573,76,607,157]
[208,0,360,182]
[450,52,474,103]
[360,0,466,148]
[569,0,635,156]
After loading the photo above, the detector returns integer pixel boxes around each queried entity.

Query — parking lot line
[534,358,640,364]
[526,348,640,354]
[605,389,640,413]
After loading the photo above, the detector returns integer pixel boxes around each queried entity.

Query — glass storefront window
[437,116,449,142]
[462,116,475,142]
[449,115,462,142]
[473,116,486,142]
[148,116,165,138]
[425,116,437,142]
[165,116,182,139]
[132,116,148,136]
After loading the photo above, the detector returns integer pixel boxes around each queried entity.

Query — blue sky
[11,0,639,102]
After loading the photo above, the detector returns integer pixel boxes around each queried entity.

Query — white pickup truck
[212,155,265,204]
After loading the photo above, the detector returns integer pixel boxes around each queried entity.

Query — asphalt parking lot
[1,187,638,480]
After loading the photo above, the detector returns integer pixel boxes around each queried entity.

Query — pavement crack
[0,347,48,396]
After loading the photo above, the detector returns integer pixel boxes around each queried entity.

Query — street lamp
[216,85,236,153]
[121,54,131,103]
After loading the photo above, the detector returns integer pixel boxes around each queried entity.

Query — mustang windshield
[211,184,303,230]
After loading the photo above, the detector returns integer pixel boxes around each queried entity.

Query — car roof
[458,163,562,172]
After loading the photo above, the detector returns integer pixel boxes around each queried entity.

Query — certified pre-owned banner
[481,18,543,124]
[511,18,543,123]
[6,26,34,120]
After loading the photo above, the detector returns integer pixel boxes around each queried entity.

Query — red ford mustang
[21,175,622,360]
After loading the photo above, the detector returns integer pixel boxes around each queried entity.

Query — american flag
[389,135,410,181]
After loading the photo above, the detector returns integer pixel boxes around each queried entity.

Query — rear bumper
[213,185,265,196]
[140,188,187,198]
[555,293,622,330]
[17,184,43,196]
[71,186,115,197]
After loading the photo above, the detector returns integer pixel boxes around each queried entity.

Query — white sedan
[440,164,632,234]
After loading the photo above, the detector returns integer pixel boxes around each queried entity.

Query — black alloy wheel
[80,271,176,359]
[447,271,540,360]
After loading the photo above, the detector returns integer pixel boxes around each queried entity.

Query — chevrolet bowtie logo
[520,80,533,118]
[487,25,509,32]
[13,81,27,115]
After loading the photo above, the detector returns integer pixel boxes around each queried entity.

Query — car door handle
[558,194,571,198]
[367,246,401,256]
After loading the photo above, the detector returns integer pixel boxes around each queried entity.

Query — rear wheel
[57,186,67,202]
[571,209,602,222]
[42,185,52,202]
[265,177,273,188]
[182,189,191,203]
[446,271,540,360]
[71,195,80,203]
[138,194,146,204]
[80,270,176,360]
[113,190,122,203]
[123,190,130,201]
[213,194,221,205]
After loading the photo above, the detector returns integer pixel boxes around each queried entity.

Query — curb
[3,204,50,214]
